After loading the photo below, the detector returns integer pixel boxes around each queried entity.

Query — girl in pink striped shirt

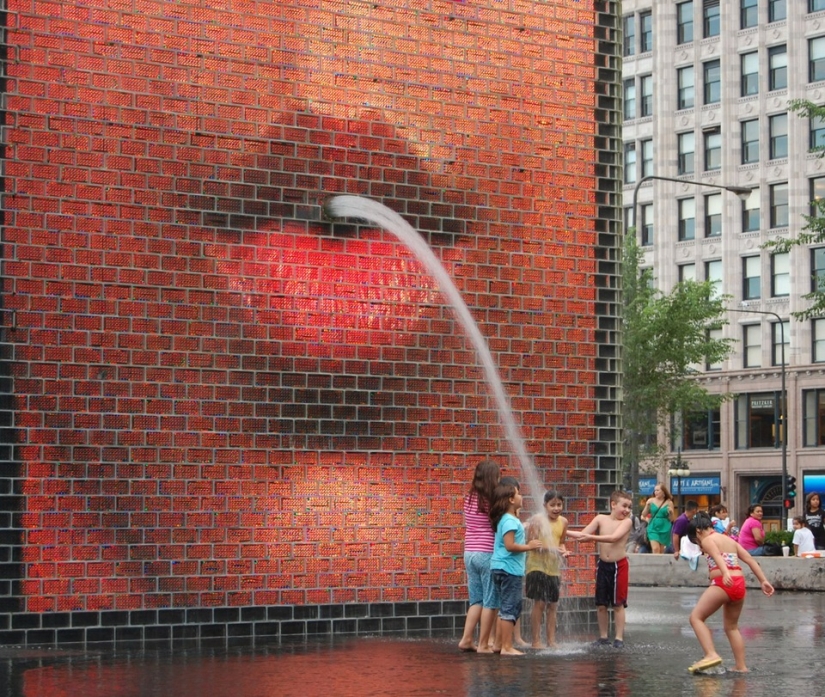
[458,459,500,652]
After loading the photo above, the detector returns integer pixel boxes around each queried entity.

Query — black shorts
[595,557,629,608]
[525,571,560,603]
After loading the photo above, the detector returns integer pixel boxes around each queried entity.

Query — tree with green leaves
[763,99,825,320]
[622,234,734,494]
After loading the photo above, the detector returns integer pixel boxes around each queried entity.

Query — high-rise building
[622,0,825,528]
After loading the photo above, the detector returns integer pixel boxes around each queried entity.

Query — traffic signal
[787,475,797,500]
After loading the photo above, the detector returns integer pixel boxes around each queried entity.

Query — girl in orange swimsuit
[685,511,775,674]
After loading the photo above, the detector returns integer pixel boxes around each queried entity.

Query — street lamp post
[726,306,789,529]
[667,448,690,515]
[627,175,753,497]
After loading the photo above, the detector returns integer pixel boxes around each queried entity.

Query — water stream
[322,195,545,506]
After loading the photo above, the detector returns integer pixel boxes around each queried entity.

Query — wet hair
[746,504,762,517]
[544,490,564,504]
[610,489,632,504]
[805,492,822,513]
[489,481,519,534]
[469,459,501,514]
[687,511,714,545]
[500,476,520,489]
[709,504,728,518]
[793,516,807,527]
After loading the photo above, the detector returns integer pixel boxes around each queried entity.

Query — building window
[623,15,636,56]
[624,79,636,119]
[743,255,761,300]
[743,325,761,368]
[803,389,825,446]
[678,66,695,109]
[770,182,789,228]
[640,75,653,117]
[678,2,694,43]
[812,176,825,213]
[679,198,696,241]
[769,0,786,23]
[706,329,724,372]
[741,0,758,28]
[705,193,722,237]
[769,45,787,91]
[813,320,825,364]
[624,205,635,235]
[771,252,790,296]
[735,392,782,448]
[772,320,789,366]
[704,129,721,171]
[625,142,637,184]
[812,247,825,293]
[810,37,825,82]
[769,113,788,159]
[640,203,653,246]
[678,132,695,175]
[641,139,654,177]
[812,0,825,12]
[680,407,722,449]
[741,52,759,97]
[810,115,825,150]
[679,263,696,282]
[704,59,721,104]
[705,259,722,298]
[640,11,653,52]
[703,0,720,37]
[742,188,761,232]
[741,118,759,164]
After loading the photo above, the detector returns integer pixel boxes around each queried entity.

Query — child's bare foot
[514,639,530,649]
[458,640,477,652]
[500,647,525,656]
[729,667,750,673]
[476,646,494,654]
[531,641,547,649]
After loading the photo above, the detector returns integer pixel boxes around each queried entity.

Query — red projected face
[9,0,601,613]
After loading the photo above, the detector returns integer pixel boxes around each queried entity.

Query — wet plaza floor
[2,587,824,697]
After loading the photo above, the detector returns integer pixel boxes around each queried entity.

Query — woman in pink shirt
[458,459,501,652]
[737,504,766,556]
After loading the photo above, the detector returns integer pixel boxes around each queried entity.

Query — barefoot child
[525,490,569,648]
[686,511,774,673]
[489,480,544,656]
[567,489,633,648]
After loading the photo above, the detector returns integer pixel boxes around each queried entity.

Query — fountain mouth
[322,194,545,508]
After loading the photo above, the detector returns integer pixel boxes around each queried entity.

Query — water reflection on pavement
[3,587,824,697]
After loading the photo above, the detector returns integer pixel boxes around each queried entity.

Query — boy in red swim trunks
[686,511,775,673]
[567,490,634,648]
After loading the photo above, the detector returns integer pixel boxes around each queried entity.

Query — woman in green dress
[641,483,675,554]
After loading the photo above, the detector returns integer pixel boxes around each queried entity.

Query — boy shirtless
[568,490,634,648]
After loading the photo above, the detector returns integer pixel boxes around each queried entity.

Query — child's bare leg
[723,600,747,671]
[513,618,529,648]
[613,605,626,641]
[458,604,482,650]
[499,619,524,656]
[597,605,610,640]
[689,587,727,660]
[531,600,546,648]
[545,602,558,646]
[492,615,502,652]
[477,608,497,653]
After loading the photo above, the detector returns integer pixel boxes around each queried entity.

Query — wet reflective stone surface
[3,587,823,696]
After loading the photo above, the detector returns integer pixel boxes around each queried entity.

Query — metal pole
[726,307,788,529]
[627,176,753,499]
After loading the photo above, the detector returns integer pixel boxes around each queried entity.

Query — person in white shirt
[792,516,816,556]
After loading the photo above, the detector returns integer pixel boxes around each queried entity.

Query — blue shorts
[491,569,523,622]
[464,551,496,608]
